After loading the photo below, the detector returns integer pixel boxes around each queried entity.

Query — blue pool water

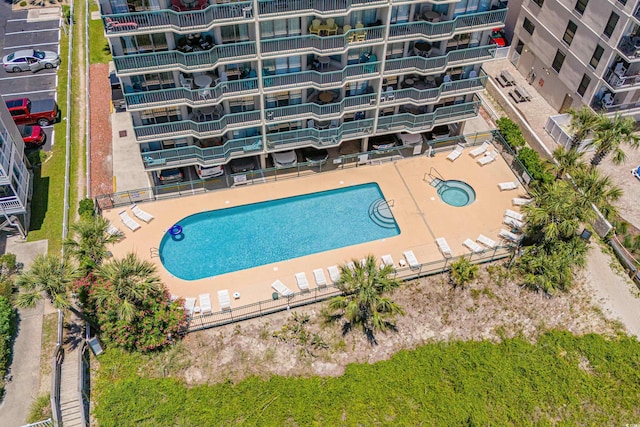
[159,183,400,280]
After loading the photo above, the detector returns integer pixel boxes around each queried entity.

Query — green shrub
[0,296,16,390]
[19,1,26,6]
[449,257,479,289]
[78,198,95,218]
[26,393,52,423]
[496,117,526,149]
[517,147,554,184]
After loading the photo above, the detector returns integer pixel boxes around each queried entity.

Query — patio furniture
[505,209,524,221]
[498,181,518,191]
[313,268,328,288]
[403,250,420,269]
[118,210,141,231]
[509,84,532,103]
[318,91,334,103]
[130,203,154,223]
[477,150,498,166]
[327,265,340,284]
[463,238,484,253]
[295,272,310,292]
[381,254,395,268]
[218,289,231,310]
[271,279,294,297]
[477,234,497,249]
[184,297,196,316]
[496,70,515,87]
[436,237,453,257]
[499,228,521,242]
[179,74,193,88]
[512,197,533,206]
[199,293,212,314]
[469,141,490,157]
[447,144,464,162]
[503,216,524,229]
[194,74,213,88]
[107,223,122,237]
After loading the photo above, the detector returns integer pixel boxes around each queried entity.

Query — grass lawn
[89,3,112,65]
[94,331,640,426]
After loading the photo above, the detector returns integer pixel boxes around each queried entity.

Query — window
[563,21,577,46]
[577,74,590,96]
[603,12,619,38]
[574,0,588,14]
[552,49,566,72]
[523,17,535,35]
[531,0,544,6]
[589,45,604,69]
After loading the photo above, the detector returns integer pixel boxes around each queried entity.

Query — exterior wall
[0,100,30,219]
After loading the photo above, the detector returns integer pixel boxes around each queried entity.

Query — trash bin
[272,292,279,301]
[580,228,592,241]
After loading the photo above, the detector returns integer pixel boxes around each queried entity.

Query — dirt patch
[143,263,619,386]
[89,63,114,197]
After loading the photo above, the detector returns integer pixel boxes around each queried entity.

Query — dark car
[155,168,183,184]
[17,125,46,147]
[229,156,258,173]
[367,133,400,151]
[301,147,328,165]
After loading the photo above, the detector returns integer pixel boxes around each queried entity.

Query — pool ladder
[368,198,396,229]
[424,167,446,188]
[150,247,159,258]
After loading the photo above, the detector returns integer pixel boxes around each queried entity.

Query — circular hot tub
[437,180,476,207]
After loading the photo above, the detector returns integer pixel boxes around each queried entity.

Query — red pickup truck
[5,98,59,127]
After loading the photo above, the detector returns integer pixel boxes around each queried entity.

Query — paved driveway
[0,6,62,151]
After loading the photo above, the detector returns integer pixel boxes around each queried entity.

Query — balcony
[257,0,384,17]
[265,93,376,122]
[381,74,487,106]
[141,135,262,170]
[260,26,385,57]
[113,42,257,75]
[605,67,640,89]
[387,9,507,43]
[134,110,261,140]
[266,119,375,150]
[376,98,481,133]
[102,2,252,35]
[262,62,381,92]
[124,78,259,110]
[384,45,497,76]
[617,36,640,59]
[0,196,27,216]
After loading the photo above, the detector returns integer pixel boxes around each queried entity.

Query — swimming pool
[159,183,400,280]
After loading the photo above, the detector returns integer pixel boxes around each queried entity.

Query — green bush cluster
[77,198,95,219]
[517,147,554,184]
[93,331,640,426]
[0,296,16,397]
[496,117,526,149]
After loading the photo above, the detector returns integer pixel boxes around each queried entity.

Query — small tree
[78,198,96,219]
[588,113,639,167]
[15,254,78,309]
[64,216,121,276]
[567,107,600,150]
[449,257,479,289]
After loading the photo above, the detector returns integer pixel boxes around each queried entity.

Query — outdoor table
[194,75,213,88]
[319,92,334,103]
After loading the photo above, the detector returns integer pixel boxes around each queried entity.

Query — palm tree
[588,113,639,167]
[523,180,596,243]
[549,147,586,180]
[63,216,122,276]
[15,254,79,309]
[567,107,600,150]
[324,255,405,344]
[93,253,163,322]
[573,168,623,220]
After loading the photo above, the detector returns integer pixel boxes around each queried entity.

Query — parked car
[368,133,400,151]
[155,168,183,184]
[489,28,507,47]
[5,98,59,126]
[271,150,298,169]
[17,125,46,147]
[195,164,224,179]
[301,147,328,165]
[229,156,258,174]
[2,49,61,73]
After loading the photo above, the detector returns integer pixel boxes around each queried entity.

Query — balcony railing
[265,93,376,122]
[384,45,497,76]
[0,196,27,215]
[141,135,263,170]
[257,0,383,16]
[604,68,640,89]
[134,110,261,140]
[377,99,480,133]
[617,35,640,59]
[102,2,251,35]
[262,62,381,91]
[388,9,507,42]
[124,78,259,109]
[382,75,487,106]
[266,119,375,150]
[113,42,257,74]
[260,26,385,56]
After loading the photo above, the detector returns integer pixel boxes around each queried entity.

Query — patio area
[102,140,527,313]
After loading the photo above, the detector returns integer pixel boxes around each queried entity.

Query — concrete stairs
[59,343,85,427]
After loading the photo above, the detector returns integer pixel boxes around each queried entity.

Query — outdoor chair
[295,272,310,292]
[477,150,498,166]
[463,238,484,253]
[130,203,154,223]
[477,234,497,249]
[403,250,420,269]
[217,290,231,311]
[512,197,533,206]
[199,293,212,314]
[446,144,464,162]
[184,297,196,316]
[107,223,122,237]
[505,209,524,222]
[469,141,490,157]
[271,280,294,297]
[498,182,518,191]
[381,254,395,269]
[327,265,340,284]
[503,216,524,229]
[313,269,328,288]
[118,210,141,231]
[435,237,453,258]
[499,228,521,242]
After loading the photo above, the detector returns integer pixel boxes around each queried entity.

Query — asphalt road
[0,4,62,151]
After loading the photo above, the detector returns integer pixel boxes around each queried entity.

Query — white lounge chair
[503,216,524,229]
[118,210,141,231]
[271,280,294,297]
[130,203,154,223]
[295,272,310,292]
[435,237,453,257]
[199,293,212,314]
[381,254,395,268]
[346,261,356,272]
[446,144,464,162]
[505,209,524,221]
[327,265,340,284]
[477,150,497,166]
[512,197,533,206]
[477,234,497,249]
[184,297,196,316]
[313,269,327,288]
[217,289,231,310]
[463,238,484,253]
[403,250,420,269]
[498,181,518,191]
[469,141,490,157]
[499,228,521,242]
[107,223,122,237]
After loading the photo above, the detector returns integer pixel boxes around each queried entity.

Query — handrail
[428,167,445,183]
[50,309,64,427]
[77,339,89,427]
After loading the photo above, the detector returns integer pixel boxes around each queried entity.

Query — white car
[271,150,298,169]
[2,49,61,73]
[195,164,224,179]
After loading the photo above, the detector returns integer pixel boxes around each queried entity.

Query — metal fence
[185,244,512,333]
[50,310,63,427]
[21,420,54,427]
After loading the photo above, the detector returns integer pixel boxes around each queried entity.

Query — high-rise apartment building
[100,0,507,179]
[507,0,640,118]
[0,102,31,237]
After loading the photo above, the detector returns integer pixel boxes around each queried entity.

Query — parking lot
[0,4,62,151]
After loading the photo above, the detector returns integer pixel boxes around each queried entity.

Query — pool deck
[102,145,527,311]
